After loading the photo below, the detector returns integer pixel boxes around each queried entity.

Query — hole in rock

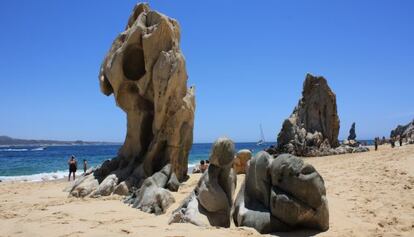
[123,46,146,81]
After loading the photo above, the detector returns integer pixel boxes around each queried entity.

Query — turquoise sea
[0,140,374,182]
[0,142,273,182]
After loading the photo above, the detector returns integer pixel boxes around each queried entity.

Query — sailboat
[257,124,265,146]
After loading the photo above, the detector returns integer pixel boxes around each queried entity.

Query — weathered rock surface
[233,149,252,174]
[166,173,180,192]
[348,122,356,140]
[276,73,340,157]
[124,164,175,215]
[233,151,329,233]
[169,137,236,227]
[67,3,195,199]
[272,74,368,156]
[391,119,414,144]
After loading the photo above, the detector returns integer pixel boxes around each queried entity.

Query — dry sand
[0,144,413,237]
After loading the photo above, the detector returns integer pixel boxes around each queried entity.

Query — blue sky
[0,0,413,143]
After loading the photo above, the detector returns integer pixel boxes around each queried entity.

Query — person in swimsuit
[68,155,77,181]
[83,159,88,173]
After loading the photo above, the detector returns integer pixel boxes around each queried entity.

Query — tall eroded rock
[68,3,195,199]
[348,122,356,140]
[276,73,340,156]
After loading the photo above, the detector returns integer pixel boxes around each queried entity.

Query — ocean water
[0,142,273,182]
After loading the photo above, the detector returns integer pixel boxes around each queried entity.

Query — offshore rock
[276,73,340,157]
[391,119,414,144]
[348,122,357,140]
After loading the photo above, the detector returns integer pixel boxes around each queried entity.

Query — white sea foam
[187,163,198,173]
[0,170,68,182]
[1,164,200,183]
[0,148,29,152]
[31,147,46,151]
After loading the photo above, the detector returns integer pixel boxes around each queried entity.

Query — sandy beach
[0,144,412,237]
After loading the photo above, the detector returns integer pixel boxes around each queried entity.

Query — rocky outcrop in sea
[391,119,414,144]
[267,74,368,157]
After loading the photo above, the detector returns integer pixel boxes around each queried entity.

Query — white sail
[257,124,265,145]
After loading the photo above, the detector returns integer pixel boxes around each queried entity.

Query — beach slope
[0,145,413,237]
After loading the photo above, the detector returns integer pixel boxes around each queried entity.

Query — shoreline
[0,144,388,183]
[1,144,413,236]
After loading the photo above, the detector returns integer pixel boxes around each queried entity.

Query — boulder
[91,174,118,197]
[352,146,369,153]
[275,73,340,157]
[233,149,252,174]
[169,137,236,227]
[166,173,180,192]
[125,165,175,215]
[233,152,329,233]
[113,181,129,196]
[68,3,194,198]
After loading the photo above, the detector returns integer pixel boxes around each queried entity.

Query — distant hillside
[0,136,119,146]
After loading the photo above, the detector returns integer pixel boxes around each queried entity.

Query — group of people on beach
[192,159,209,174]
[374,136,404,151]
[67,155,88,181]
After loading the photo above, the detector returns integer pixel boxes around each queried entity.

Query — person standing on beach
[374,137,378,151]
[68,155,77,181]
[390,137,395,148]
[83,159,88,173]
[199,160,207,173]
[399,136,403,146]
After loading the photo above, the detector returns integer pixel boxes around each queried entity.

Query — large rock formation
[233,151,329,233]
[169,137,237,227]
[271,74,368,156]
[391,119,414,144]
[276,73,340,156]
[68,3,195,201]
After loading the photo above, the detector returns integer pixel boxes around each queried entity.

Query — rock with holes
[233,149,252,174]
[275,73,340,157]
[233,152,329,233]
[68,3,195,198]
[169,137,237,227]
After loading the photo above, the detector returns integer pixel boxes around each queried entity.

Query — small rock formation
[391,119,414,144]
[233,149,252,174]
[348,122,356,141]
[169,137,237,227]
[124,164,176,215]
[273,73,368,156]
[233,151,329,234]
[67,3,195,202]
